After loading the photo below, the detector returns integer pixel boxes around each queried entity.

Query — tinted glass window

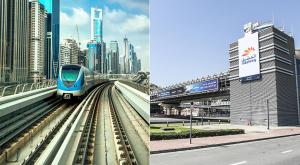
[61,66,80,82]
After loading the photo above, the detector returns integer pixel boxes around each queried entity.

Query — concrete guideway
[49,82,149,165]
[115,81,150,124]
[150,135,300,165]
[7,104,74,165]
[150,126,300,154]
[0,86,57,117]
[111,85,149,164]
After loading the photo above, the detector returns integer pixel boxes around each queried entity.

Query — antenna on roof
[272,13,275,25]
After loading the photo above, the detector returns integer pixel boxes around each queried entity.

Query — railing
[0,80,56,98]
[119,80,149,94]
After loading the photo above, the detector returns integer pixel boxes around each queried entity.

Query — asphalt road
[150,135,300,165]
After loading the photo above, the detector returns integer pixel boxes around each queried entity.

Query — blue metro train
[57,64,101,99]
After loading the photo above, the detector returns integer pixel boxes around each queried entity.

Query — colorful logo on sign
[241,47,257,65]
[242,47,255,56]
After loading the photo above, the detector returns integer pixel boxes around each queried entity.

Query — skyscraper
[102,42,107,74]
[59,44,71,65]
[52,0,60,79]
[59,39,79,65]
[124,37,130,74]
[137,59,141,72]
[129,43,138,73]
[90,8,103,43]
[29,0,47,82]
[45,13,52,79]
[65,39,79,64]
[0,0,30,83]
[39,0,60,79]
[108,41,120,74]
[87,40,101,72]
[89,7,105,73]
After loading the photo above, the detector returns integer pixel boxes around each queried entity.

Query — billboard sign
[185,79,219,94]
[158,91,170,97]
[158,87,185,98]
[238,32,260,81]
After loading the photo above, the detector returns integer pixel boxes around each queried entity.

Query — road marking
[229,161,247,165]
[281,150,293,154]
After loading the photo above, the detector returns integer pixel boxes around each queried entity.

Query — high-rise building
[59,44,71,65]
[87,40,101,72]
[91,8,103,43]
[137,59,141,72]
[45,13,52,79]
[229,22,299,126]
[59,39,79,65]
[108,41,120,74]
[129,43,139,73]
[29,0,47,82]
[124,37,130,74]
[78,49,87,67]
[66,39,79,64]
[38,0,60,79]
[52,0,60,79]
[119,56,125,74]
[0,0,30,83]
[102,42,107,74]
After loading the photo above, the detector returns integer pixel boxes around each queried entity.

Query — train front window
[61,66,80,83]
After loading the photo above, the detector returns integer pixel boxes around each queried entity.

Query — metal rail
[74,86,103,164]
[108,86,138,164]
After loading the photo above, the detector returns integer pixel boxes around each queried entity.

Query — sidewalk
[150,126,300,154]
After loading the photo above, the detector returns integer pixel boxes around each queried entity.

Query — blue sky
[151,0,300,86]
[59,0,149,71]
[39,0,52,13]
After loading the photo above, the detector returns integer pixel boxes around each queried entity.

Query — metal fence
[0,80,57,97]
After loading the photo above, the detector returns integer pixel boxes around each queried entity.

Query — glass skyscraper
[91,8,103,43]
[39,0,59,79]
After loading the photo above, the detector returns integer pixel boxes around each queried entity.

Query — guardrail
[119,80,149,94]
[0,80,56,98]
[115,81,150,124]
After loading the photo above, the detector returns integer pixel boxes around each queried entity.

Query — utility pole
[190,102,194,144]
[267,99,270,130]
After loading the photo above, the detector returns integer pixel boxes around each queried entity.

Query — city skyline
[151,0,300,86]
[60,0,149,71]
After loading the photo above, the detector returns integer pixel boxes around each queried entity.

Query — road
[150,135,300,165]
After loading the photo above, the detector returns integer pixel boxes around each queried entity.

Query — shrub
[150,129,244,140]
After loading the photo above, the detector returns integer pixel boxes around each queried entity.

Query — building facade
[124,37,130,74]
[129,43,139,73]
[59,39,79,65]
[108,41,120,74]
[45,13,52,79]
[0,0,30,83]
[229,22,299,126]
[91,8,103,43]
[59,44,70,65]
[52,0,59,79]
[29,0,47,82]
[87,40,101,72]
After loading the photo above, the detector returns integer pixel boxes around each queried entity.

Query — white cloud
[60,8,90,44]
[60,8,89,27]
[108,0,149,13]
